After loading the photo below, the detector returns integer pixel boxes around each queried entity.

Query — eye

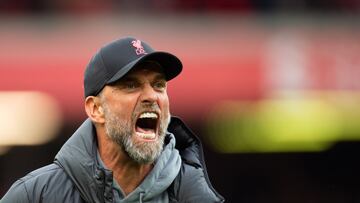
[124,81,139,90]
[113,80,139,91]
[153,80,166,90]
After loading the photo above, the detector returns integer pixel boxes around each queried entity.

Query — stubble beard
[103,105,170,164]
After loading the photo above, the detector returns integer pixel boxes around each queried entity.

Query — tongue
[136,126,155,134]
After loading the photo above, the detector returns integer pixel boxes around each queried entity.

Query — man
[2,37,225,202]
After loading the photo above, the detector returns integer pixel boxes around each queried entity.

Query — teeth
[139,112,158,119]
[137,132,156,139]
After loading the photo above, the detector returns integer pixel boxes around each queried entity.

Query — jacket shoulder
[1,164,83,203]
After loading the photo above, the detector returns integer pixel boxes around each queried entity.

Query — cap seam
[92,50,110,96]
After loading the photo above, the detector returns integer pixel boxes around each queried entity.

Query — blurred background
[1,0,360,202]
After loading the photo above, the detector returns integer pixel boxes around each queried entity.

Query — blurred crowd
[1,0,359,15]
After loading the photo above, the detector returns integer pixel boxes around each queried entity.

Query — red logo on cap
[131,39,147,55]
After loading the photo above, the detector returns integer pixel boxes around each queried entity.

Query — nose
[139,83,158,104]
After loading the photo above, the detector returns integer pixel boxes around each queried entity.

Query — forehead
[125,61,165,78]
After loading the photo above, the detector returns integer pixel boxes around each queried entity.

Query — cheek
[111,99,137,119]
[159,95,170,113]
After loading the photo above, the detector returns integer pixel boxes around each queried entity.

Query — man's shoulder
[20,163,63,181]
[14,163,69,188]
[2,163,81,202]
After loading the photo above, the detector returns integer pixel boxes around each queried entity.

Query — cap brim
[107,51,182,84]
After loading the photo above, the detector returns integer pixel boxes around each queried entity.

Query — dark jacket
[1,117,225,203]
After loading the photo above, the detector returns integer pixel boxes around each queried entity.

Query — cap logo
[131,39,147,55]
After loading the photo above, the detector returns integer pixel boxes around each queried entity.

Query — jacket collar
[168,116,225,201]
[54,119,109,202]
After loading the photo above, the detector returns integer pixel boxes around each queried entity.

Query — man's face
[99,61,170,164]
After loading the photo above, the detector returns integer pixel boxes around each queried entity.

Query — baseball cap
[84,37,183,97]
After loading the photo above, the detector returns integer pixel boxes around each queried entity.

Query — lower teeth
[137,132,155,139]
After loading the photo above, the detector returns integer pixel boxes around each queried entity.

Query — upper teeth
[139,112,158,119]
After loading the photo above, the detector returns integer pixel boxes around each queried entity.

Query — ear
[85,96,105,124]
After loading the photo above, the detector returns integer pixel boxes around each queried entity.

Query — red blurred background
[1,1,360,202]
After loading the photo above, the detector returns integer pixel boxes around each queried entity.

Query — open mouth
[135,112,159,140]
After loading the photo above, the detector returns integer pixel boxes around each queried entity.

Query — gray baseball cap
[84,37,183,97]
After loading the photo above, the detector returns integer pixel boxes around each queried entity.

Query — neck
[97,129,153,196]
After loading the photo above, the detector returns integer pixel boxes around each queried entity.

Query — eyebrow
[153,74,167,81]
